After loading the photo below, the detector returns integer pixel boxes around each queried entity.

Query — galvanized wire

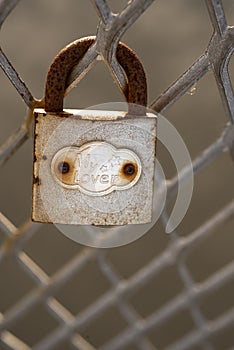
[0,1,234,350]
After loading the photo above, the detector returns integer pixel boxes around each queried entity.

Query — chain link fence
[0,0,234,349]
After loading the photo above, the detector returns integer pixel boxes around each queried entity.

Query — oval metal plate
[51,142,142,196]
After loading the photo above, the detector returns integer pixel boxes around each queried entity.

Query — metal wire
[0,1,234,350]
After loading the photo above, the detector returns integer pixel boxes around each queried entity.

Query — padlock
[32,37,157,226]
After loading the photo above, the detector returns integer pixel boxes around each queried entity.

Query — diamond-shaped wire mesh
[0,1,234,350]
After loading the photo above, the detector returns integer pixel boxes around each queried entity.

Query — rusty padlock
[32,37,157,225]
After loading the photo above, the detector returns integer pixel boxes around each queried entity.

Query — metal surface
[37,40,152,225]
[0,1,234,350]
[32,110,156,225]
[45,37,147,114]
[50,143,142,194]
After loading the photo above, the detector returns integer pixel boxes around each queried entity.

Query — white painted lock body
[32,109,157,225]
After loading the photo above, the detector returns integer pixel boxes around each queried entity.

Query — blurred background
[0,1,234,349]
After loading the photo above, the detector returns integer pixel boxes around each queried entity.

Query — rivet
[58,161,70,174]
[123,163,136,176]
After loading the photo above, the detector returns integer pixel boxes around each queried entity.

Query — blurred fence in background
[0,0,234,349]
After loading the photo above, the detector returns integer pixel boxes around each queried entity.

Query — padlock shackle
[44,36,147,114]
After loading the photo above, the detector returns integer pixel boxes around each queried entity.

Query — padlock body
[32,109,157,225]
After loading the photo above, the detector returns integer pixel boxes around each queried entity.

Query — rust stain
[45,38,95,113]
[33,176,41,185]
[53,156,77,185]
[116,42,147,115]
[44,36,147,114]
[119,161,138,183]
